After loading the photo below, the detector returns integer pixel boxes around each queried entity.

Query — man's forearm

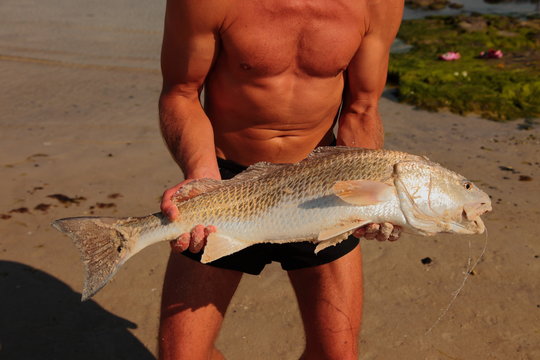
[159,91,221,180]
[336,102,384,150]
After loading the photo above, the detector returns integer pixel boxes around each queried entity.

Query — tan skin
[158,0,404,359]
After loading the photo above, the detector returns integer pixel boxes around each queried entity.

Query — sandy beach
[1,1,539,359]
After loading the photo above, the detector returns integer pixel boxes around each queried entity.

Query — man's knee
[159,254,242,360]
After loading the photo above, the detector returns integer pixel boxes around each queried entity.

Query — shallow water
[404,0,540,19]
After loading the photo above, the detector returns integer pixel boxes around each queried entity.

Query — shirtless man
[158,0,404,359]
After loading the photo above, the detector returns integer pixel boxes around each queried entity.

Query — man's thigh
[159,253,243,359]
[287,245,363,359]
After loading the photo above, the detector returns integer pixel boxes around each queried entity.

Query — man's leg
[287,245,363,360]
[159,253,243,360]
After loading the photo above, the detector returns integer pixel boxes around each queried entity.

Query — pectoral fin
[333,180,395,206]
[201,233,251,264]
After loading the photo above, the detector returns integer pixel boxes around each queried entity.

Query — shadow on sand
[0,261,155,360]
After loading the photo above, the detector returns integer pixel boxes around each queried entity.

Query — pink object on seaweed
[479,49,503,59]
[438,52,461,61]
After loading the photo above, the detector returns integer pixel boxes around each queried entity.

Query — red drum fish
[53,147,491,300]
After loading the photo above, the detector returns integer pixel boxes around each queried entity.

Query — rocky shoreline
[389,14,540,121]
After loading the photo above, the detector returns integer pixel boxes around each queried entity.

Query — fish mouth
[463,201,492,221]
[470,216,485,234]
[441,214,486,235]
[447,213,485,234]
[458,207,487,234]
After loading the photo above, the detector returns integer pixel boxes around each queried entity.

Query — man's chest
[220,0,368,78]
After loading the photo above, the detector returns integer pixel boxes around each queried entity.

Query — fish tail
[52,216,136,301]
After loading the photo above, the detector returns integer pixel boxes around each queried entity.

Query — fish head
[394,160,491,235]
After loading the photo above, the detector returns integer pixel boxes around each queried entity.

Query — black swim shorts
[181,157,360,274]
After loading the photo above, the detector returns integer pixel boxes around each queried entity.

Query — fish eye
[464,181,472,190]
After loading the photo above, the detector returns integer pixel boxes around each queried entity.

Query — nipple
[240,63,252,71]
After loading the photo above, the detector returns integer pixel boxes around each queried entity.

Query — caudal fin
[52,216,134,301]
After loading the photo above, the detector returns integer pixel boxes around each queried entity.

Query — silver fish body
[52,147,491,300]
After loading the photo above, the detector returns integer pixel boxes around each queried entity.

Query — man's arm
[159,0,227,250]
[339,0,404,241]
[337,0,403,150]
[160,0,225,181]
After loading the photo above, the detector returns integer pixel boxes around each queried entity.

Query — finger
[198,226,217,251]
[352,227,366,239]
[366,223,380,233]
[160,188,174,212]
[189,225,206,253]
[388,226,401,242]
[161,188,180,220]
[164,205,180,221]
[364,223,380,240]
[170,233,190,253]
[171,179,197,201]
[376,223,393,242]
[365,232,377,240]
[204,225,217,237]
[161,180,194,220]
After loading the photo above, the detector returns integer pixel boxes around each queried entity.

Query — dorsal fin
[307,146,370,159]
[173,178,223,203]
[227,161,289,183]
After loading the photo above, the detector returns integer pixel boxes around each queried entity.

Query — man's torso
[204,0,369,165]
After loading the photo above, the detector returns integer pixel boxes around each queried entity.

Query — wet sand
[1,1,539,359]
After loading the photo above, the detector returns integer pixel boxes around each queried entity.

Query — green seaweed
[389,14,540,121]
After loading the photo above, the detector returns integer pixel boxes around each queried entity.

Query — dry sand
[1,1,539,359]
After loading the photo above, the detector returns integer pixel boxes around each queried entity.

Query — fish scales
[52,147,491,300]
[165,150,404,243]
[177,148,412,226]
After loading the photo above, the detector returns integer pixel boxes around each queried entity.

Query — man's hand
[161,180,217,254]
[353,223,401,242]
[169,224,217,254]
[161,180,193,220]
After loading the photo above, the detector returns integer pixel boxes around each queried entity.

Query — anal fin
[201,232,251,264]
[317,220,371,241]
[315,219,372,253]
[314,232,352,254]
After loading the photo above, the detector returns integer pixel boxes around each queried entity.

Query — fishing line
[424,229,488,335]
